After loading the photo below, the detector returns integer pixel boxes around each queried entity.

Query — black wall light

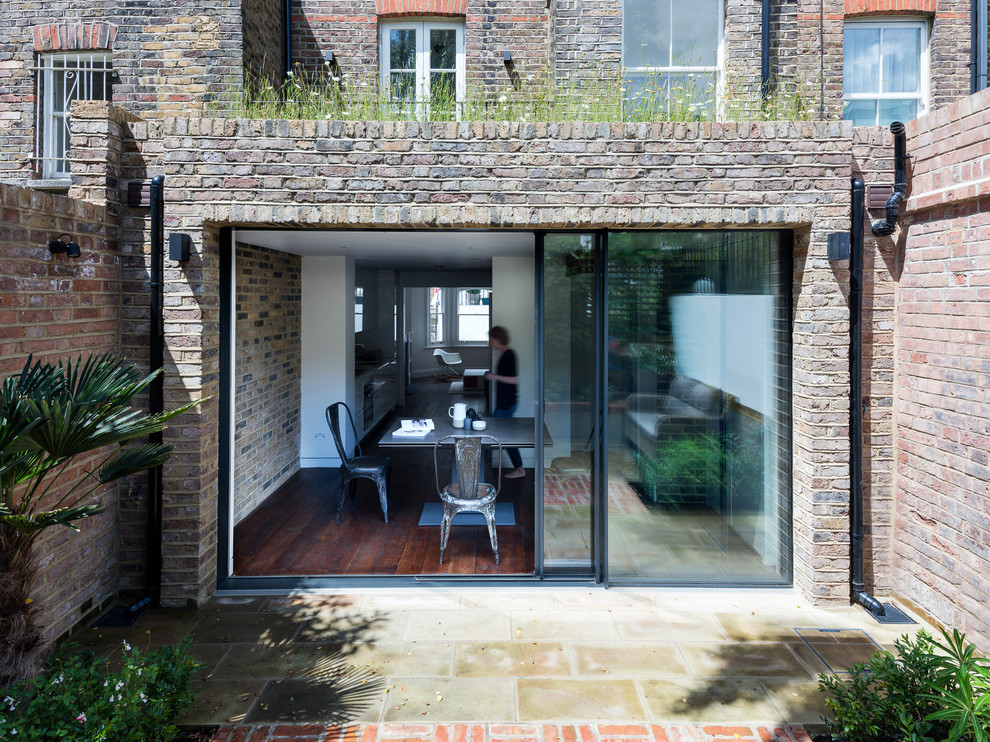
[48,233,81,258]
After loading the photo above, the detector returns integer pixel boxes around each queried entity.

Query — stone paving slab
[208,722,816,742]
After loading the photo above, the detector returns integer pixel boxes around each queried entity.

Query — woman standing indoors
[485,325,525,479]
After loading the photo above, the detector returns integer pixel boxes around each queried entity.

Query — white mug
[448,403,467,421]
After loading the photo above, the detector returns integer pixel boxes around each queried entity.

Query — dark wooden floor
[233,377,536,576]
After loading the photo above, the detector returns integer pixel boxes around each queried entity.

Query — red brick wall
[0,181,121,641]
[845,0,936,15]
[895,87,990,648]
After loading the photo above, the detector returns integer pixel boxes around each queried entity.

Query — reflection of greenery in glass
[543,235,594,403]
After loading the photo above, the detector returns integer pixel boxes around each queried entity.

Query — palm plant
[0,355,199,687]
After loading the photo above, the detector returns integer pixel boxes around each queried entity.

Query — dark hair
[489,325,510,345]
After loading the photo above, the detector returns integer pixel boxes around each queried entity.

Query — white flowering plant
[0,636,200,741]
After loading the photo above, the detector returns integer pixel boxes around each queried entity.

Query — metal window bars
[32,52,114,179]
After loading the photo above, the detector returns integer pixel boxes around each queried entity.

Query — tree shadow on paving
[261,595,392,659]
[245,651,387,724]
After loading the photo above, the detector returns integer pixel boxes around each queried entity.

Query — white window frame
[379,18,465,119]
[34,52,114,179]
[427,287,491,347]
[842,18,929,127]
[620,0,725,117]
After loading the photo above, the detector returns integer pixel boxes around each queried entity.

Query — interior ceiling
[234,229,535,270]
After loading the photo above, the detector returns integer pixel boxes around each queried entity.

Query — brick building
[0,0,988,651]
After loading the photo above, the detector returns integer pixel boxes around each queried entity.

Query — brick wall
[233,242,302,524]
[291,0,546,96]
[63,102,861,605]
[243,0,286,88]
[851,126,898,597]
[550,0,621,84]
[0,181,121,641]
[894,87,990,647]
[0,0,243,180]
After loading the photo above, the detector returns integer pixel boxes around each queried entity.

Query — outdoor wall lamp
[502,51,512,65]
[48,233,81,258]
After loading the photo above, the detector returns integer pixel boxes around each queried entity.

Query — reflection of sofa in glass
[624,373,734,505]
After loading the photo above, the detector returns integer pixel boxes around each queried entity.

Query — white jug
[448,403,467,428]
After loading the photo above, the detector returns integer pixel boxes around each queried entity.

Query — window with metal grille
[35,52,114,179]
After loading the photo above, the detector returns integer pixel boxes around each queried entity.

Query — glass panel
[430,28,456,70]
[667,73,717,117]
[844,26,880,95]
[430,70,457,117]
[843,98,878,126]
[428,287,444,344]
[624,70,668,118]
[606,231,789,584]
[672,0,719,67]
[542,233,597,574]
[456,288,491,343]
[389,28,417,70]
[882,26,921,93]
[623,0,671,68]
[878,98,919,126]
[390,71,416,102]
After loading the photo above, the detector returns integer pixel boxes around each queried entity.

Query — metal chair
[434,434,502,564]
[433,348,463,377]
[326,402,391,523]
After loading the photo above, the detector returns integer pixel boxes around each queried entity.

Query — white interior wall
[300,255,354,467]
[492,255,536,467]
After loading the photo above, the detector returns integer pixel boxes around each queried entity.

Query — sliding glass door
[540,230,791,584]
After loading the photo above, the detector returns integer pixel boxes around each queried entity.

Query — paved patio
[68,588,923,741]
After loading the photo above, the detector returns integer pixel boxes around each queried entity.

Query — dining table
[377,416,552,526]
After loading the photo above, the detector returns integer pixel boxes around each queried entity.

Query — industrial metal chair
[433,434,502,564]
[326,402,391,523]
[433,348,463,377]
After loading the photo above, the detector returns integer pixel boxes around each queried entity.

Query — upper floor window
[36,52,114,179]
[843,19,928,126]
[428,287,491,345]
[622,0,722,117]
[380,19,465,119]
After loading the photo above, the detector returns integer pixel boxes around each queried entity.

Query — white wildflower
[3,696,14,710]
[76,713,87,723]
[115,681,124,691]
[140,692,148,703]
[123,641,131,651]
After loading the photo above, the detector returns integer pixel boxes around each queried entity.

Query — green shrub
[819,628,990,742]
[0,637,201,741]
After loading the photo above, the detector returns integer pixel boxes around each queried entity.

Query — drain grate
[870,602,917,624]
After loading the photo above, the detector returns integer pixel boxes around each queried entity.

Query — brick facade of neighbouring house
[233,242,302,525]
[0,0,243,179]
[894,87,990,648]
[0,181,121,641]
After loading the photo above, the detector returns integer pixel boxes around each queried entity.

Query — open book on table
[392,418,435,437]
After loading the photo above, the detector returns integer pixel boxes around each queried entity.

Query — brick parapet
[0,181,121,641]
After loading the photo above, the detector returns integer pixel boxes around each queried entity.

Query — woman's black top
[494,348,518,410]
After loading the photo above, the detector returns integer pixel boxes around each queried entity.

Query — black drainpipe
[146,174,165,607]
[283,0,293,79]
[761,0,771,100]
[974,0,988,93]
[850,177,885,617]
[871,122,907,236]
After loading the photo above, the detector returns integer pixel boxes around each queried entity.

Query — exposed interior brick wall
[233,242,302,524]
[243,0,285,87]
[0,181,122,641]
[894,87,990,648]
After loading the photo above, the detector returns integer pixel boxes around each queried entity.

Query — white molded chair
[433,348,463,377]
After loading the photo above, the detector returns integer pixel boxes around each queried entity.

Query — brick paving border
[209,722,814,742]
